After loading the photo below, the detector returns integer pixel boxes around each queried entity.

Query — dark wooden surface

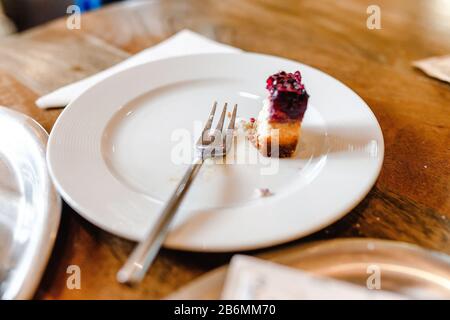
[0,0,448,299]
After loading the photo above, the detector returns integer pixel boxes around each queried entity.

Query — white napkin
[413,55,450,84]
[36,30,241,109]
[222,255,407,300]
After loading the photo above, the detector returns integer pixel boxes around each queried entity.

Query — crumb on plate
[255,188,273,198]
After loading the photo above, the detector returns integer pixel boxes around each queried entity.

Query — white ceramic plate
[168,239,450,299]
[0,107,61,299]
[48,53,383,251]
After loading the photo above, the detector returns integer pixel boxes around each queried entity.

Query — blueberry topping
[265,71,309,121]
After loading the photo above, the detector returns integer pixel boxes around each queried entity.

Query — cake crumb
[255,188,273,198]
[244,120,255,131]
[235,117,256,137]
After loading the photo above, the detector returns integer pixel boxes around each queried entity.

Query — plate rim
[0,106,61,300]
[47,52,384,252]
[167,238,450,299]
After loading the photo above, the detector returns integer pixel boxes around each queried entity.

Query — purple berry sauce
[266,71,309,122]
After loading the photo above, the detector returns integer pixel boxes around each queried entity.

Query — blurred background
[0,0,125,33]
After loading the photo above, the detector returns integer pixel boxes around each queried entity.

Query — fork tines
[196,101,238,158]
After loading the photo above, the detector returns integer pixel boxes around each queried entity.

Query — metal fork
[117,102,238,285]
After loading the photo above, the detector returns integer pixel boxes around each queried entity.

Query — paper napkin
[36,30,241,108]
[221,255,406,300]
[413,55,450,83]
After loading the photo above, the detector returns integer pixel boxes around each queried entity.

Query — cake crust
[255,120,301,158]
[256,136,298,158]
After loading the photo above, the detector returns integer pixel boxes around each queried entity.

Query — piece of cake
[253,71,309,158]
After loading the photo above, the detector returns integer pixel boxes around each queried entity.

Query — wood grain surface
[0,0,448,299]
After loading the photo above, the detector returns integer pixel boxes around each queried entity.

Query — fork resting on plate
[117,101,238,285]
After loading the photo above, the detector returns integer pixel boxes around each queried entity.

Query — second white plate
[48,53,383,251]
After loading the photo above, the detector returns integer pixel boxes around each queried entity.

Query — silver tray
[168,239,450,299]
[0,107,61,299]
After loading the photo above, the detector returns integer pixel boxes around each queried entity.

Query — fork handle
[117,157,203,285]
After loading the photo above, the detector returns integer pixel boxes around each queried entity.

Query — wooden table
[0,0,448,299]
